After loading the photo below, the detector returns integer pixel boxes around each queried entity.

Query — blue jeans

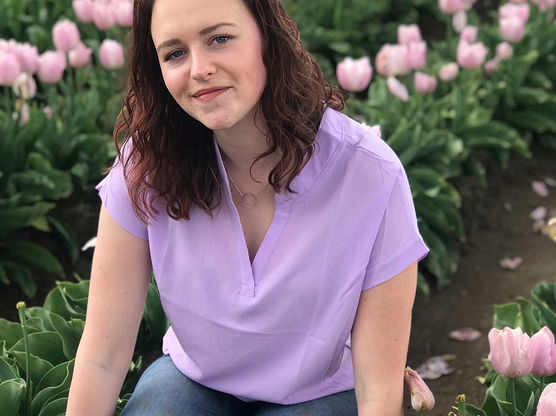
[120,354,357,415]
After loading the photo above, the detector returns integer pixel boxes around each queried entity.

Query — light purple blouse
[96,107,429,404]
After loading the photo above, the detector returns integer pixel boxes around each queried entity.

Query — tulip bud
[496,42,513,60]
[115,1,133,27]
[12,73,37,99]
[537,383,556,416]
[438,62,459,81]
[52,19,81,53]
[484,59,499,75]
[37,51,66,83]
[375,44,411,77]
[386,76,409,102]
[457,40,488,69]
[530,327,556,377]
[488,327,535,377]
[531,0,556,12]
[98,39,125,69]
[398,24,422,45]
[499,3,530,24]
[0,51,22,86]
[499,17,526,43]
[414,72,437,94]
[407,41,427,70]
[73,0,95,23]
[335,56,373,92]
[452,11,467,33]
[93,1,116,31]
[14,42,39,74]
[460,26,478,43]
[439,0,468,15]
[404,367,435,411]
[68,42,93,68]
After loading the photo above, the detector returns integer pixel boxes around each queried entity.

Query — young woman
[66,0,429,415]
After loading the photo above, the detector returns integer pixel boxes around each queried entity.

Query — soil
[1,142,555,415]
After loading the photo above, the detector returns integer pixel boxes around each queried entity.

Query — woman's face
[151,0,267,132]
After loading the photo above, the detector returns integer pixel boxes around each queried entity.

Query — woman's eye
[165,50,184,61]
[212,35,231,45]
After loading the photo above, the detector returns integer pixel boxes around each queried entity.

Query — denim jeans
[120,354,357,416]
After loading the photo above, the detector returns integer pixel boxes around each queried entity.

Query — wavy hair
[113,0,346,223]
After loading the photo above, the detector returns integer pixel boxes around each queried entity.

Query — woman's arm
[66,205,153,416]
[351,262,418,416]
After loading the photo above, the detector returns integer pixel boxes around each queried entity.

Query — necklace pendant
[242,193,257,208]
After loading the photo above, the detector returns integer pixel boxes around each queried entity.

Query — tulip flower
[93,1,116,31]
[14,102,30,126]
[68,42,93,68]
[532,0,556,12]
[336,56,373,92]
[530,327,556,377]
[537,383,556,416]
[460,26,478,43]
[115,1,134,27]
[398,24,422,45]
[457,40,488,69]
[499,3,530,24]
[452,11,467,33]
[12,73,37,99]
[439,0,468,15]
[404,367,435,411]
[14,42,39,74]
[37,51,66,83]
[407,41,427,70]
[375,44,411,77]
[499,18,526,43]
[52,19,81,53]
[496,42,513,60]
[484,59,499,75]
[386,76,409,102]
[438,62,459,81]
[414,72,437,94]
[99,39,125,69]
[73,0,95,23]
[488,327,535,377]
[0,51,22,86]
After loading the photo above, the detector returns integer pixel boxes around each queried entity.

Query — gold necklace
[226,171,270,208]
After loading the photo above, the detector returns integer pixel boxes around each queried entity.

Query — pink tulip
[336,56,373,92]
[439,0,468,15]
[12,73,37,99]
[537,383,556,416]
[68,42,92,68]
[461,26,478,43]
[510,0,528,3]
[52,19,81,53]
[407,41,427,70]
[386,76,409,102]
[457,40,488,69]
[414,72,437,94]
[531,0,556,12]
[404,367,435,411]
[488,327,535,377]
[73,0,95,23]
[484,59,499,75]
[16,102,30,125]
[13,42,39,74]
[496,42,513,60]
[0,51,22,86]
[530,327,556,376]
[375,44,411,77]
[452,11,468,33]
[43,106,54,119]
[98,39,125,69]
[438,62,459,81]
[114,1,133,27]
[500,18,526,43]
[37,51,66,83]
[499,3,530,24]
[398,24,422,45]
[93,1,116,31]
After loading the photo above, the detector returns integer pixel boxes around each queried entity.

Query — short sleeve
[362,165,429,291]
[95,155,149,241]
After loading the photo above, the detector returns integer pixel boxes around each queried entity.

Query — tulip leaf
[0,378,26,416]
[531,283,556,334]
[4,241,65,278]
[11,351,54,388]
[522,391,535,416]
[32,360,74,415]
[0,356,19,382]
[48,312,84,360]
[37,396,68,416]
[9,332,66,366]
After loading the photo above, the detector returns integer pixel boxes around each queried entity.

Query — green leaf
[48,312,84,360]
[9,332,66,366]
[493,303,519,330]
[0,264,9,285]
[0,378,26,416]
[4,241,64,278]
[11,351,54,388]
[531,282,556,333]
[523,391,535,416]
[32,360,74,415]
[0,356,19,382]
[0,202,55,234]
[0,319,24,350]
[0,262,37,298]
[37,396,68,416]
[46,215,79,265]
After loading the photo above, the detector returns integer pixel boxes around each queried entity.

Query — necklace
[226,171,270,209]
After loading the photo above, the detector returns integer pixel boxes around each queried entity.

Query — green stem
[16,301,31,416]
[540,376,546,392]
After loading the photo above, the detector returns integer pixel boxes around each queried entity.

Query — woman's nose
[190,49,216,80]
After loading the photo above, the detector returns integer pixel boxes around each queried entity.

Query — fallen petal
[532,181,549,197]
[530,206,548,221]
[449,327,482,341]
[545,177,556,187]
[81,236,97,251]
[499,256,523,270]
[416,355,456,380]
[503,202,512,211]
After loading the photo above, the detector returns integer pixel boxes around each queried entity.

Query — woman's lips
[195,87,230,102]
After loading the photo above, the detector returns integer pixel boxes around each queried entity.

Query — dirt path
[406,142,556,415]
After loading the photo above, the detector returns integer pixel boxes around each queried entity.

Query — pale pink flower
[398,24,422,45]
[531,0,556,12]
[532,180,549,197]
[73,0,95,23]
[439,0,468,15]
[449,327,482,341]
[37,51,66,83]
[14,42,39,74]
[93,1,116,31]
[461,26,478,43]
[375,44,411,77]
[496,42,513,60]
[530,327,556,377]
[500,3,531,24]
[0,51,22,86]
[414,72,437,94]
[452,11,468,33]
[68,42,92,68]
[13,101,30,125]
[404,367,435,411]
[484,59,499,75]
[386,76,409,102]
[336,56,373,92]
[438,62,459,81]
[537,383,556,416]
[407,41,427,70]
[114,1,133,27]
[488,327,535,377]
[98,39,125,69]
[500,18,526,43]
[499,256,523,270]
[530,206,548,221]
[457,40,488,69]
[43,106,54,119]
[52,19,81,53]
[12,72,37,99]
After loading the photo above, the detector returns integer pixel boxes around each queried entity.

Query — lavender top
[96,107,429,404]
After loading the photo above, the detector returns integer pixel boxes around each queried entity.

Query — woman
[66,0,429,415]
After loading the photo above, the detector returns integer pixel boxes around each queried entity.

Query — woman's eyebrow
[156,22,237,53]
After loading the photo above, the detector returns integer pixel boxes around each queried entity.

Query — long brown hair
[113,0,345,223]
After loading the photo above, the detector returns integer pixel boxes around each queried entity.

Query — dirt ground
[1,142,555,415]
